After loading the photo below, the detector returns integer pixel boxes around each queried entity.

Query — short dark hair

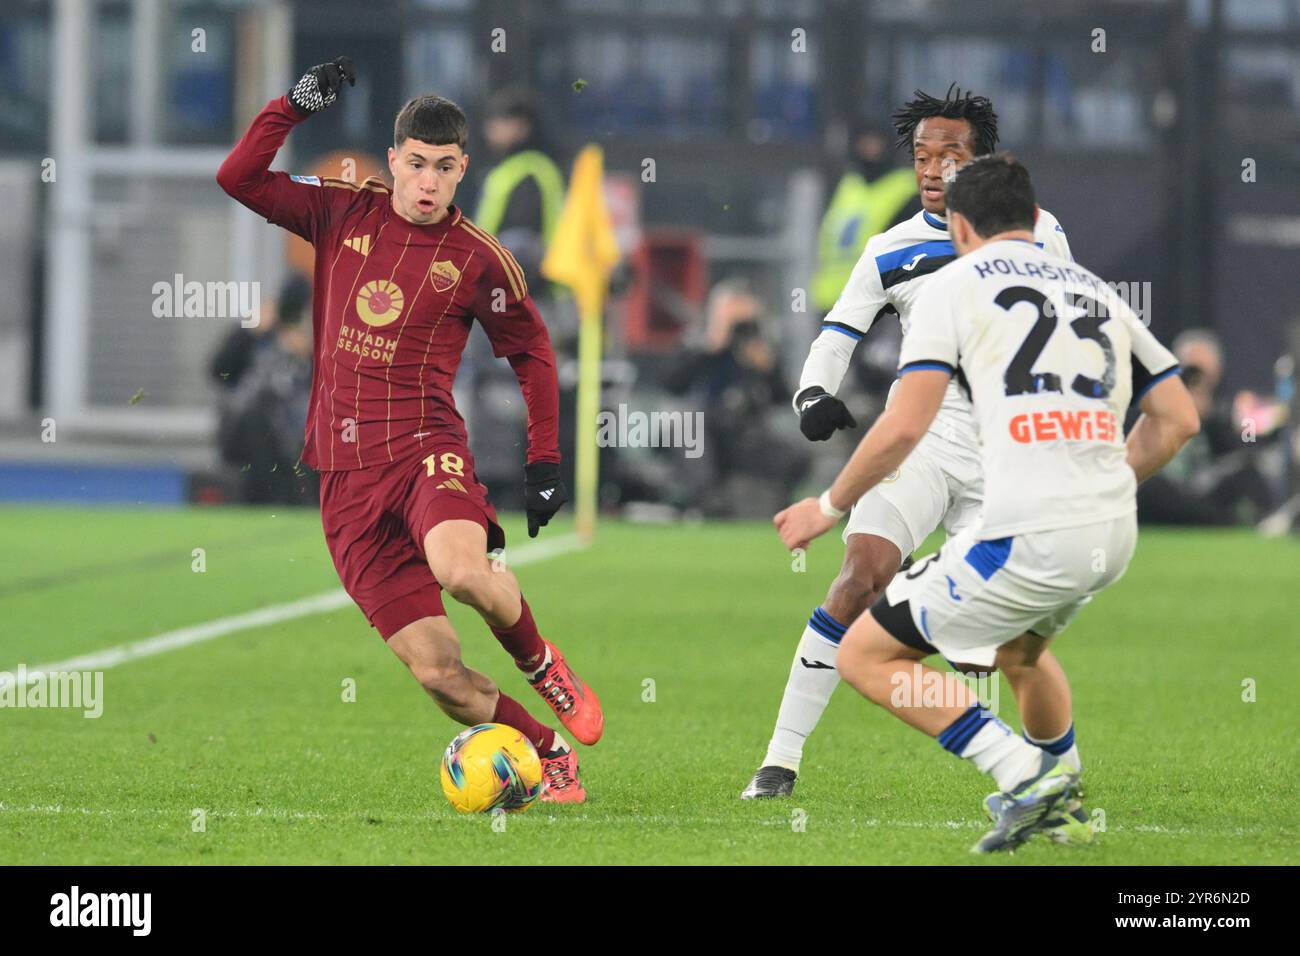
[394,95,468,149]
[945,153,1036,238]
[892,83,999,156]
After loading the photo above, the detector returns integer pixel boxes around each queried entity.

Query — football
[439,723,544,813]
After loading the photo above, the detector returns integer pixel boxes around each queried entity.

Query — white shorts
[870,513,1138,668]
[844,425,982,557]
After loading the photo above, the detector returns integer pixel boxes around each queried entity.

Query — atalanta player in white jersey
[776,155,1198,851]
[743,87,1077,802]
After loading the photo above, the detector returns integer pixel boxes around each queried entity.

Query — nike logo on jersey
[800,657,836,670]
[947,575,962,601]
[902,253,928,271]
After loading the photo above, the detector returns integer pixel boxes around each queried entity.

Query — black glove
[524,462,569,538]
[797,388,857,441]
[288,56,356,116]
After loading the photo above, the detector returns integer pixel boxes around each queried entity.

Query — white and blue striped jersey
[797,207,1072,458]
[899,239,1178,537]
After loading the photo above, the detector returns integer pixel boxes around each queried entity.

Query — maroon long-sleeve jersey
[216,95,560,472]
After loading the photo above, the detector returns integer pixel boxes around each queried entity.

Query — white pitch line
[0,531,585,689]
[0,804,1273,837]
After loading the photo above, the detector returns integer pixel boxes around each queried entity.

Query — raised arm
[215,57,356,240]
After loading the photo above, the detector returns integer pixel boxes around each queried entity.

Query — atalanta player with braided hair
[217,57,602,802]
[743,86,1083,828]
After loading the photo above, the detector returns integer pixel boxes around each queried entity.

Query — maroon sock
[491,598,546,671]
[492,692,556,754]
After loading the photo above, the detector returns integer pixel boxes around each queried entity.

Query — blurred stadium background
[1,0,1297,527]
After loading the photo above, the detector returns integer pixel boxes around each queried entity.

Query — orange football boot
[539,746,586,804]
[528,639,604,745]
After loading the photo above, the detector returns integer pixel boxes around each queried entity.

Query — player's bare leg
[998,641,1079,763]
[835,608,965,734]
[425,519,523,627]
[425,518,604,746]
[837,617,1078,852]
[948,640,1077,760]
[951,637,1086,831]
[825,534,904,624]
[742,532,900,798]
[387,614,585,802]
[995,637,1091,844]
[387,615,499,723]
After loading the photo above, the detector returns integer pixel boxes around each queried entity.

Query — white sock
[1056,744,1081,772]
[526,645,552,682]
[1025,724,1081,772]
[761,609,845,773]
[941,705,1046,791]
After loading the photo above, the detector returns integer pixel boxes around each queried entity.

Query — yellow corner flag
[543,145,621,318]
[542,145,621,542]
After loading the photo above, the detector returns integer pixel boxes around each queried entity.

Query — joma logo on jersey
[429,259,462,293]
[356,279,404,327]
[1009,409,1118,444]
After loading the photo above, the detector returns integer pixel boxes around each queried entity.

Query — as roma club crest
[356,279,404,327]
[429,259,462,294]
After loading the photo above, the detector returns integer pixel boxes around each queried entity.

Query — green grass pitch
[1,505,1297,865]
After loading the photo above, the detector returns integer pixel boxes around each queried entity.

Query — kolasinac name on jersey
[899,238,1178,539]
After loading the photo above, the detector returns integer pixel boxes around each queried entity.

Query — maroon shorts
[319,445,505,639]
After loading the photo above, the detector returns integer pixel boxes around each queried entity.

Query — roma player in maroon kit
[217,57,602,802]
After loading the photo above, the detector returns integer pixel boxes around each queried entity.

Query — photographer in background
[214,275,317,505]
[666,279,811,517]
[1137,329,1276,525]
